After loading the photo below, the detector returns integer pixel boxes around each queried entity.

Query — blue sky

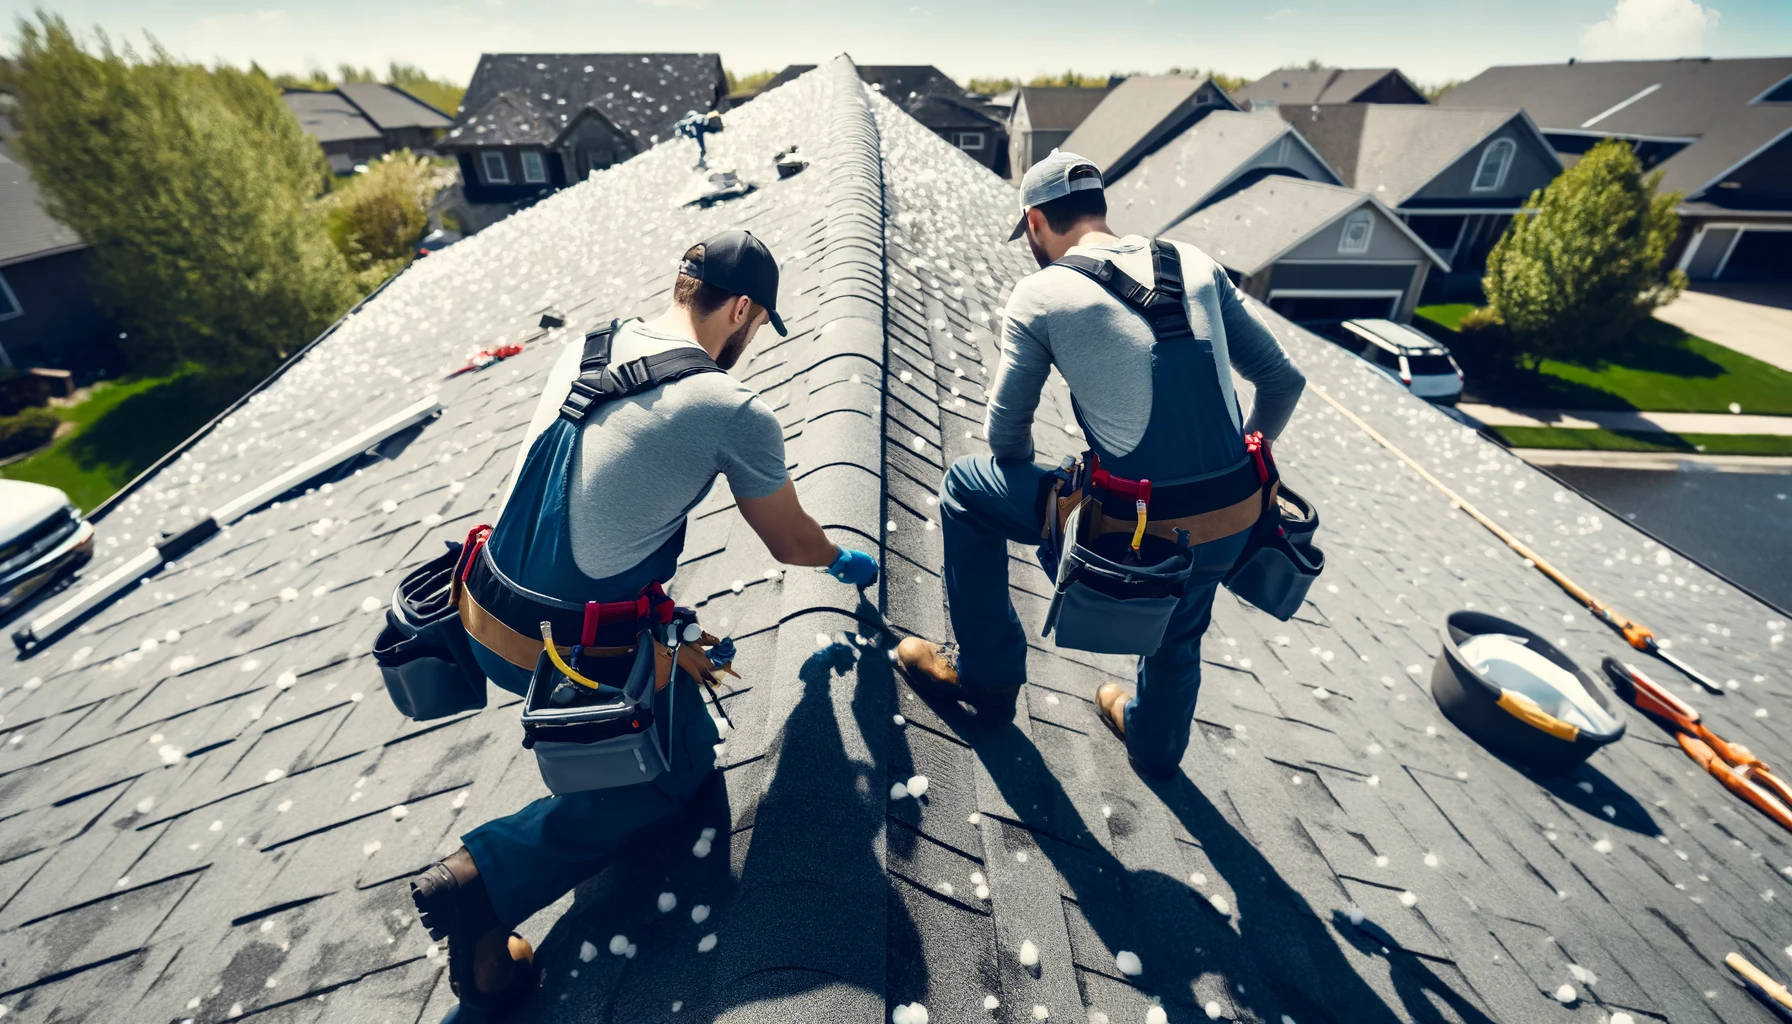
[4,0,1788,89]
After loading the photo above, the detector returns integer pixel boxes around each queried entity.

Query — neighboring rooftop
[333,83,453,133]
[1437,57,1792,202]
[443,53,727,150]
[1279,103,1556,206]
[1012,85,1113,133]
[1,55,1789,1024]
[280,89,384,145]
[1233,66,1428,109]
[1160,174,1443,276]
[0,145,83,266]
[1060,74,1239,183]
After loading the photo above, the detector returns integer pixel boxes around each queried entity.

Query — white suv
[0,480,95,616]
[1341,319,1464,405]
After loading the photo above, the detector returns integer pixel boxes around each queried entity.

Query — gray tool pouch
[1043,500,1194,656]
[521,632,672,795]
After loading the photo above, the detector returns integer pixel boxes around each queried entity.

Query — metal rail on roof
[12,397,442,654]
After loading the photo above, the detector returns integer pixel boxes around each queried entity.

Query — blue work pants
[939,454,1248,774]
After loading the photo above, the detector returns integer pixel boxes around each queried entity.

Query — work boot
[1094,682,1130,739]
[411,849,536,1017]
[895,637,1020,721]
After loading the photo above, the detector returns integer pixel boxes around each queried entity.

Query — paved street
[1656,284,1792,373]
[1459,402,1792,434]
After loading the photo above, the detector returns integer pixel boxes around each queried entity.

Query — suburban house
[439,53,728,204]
[761,64,1009,173]
[1104,109,1342,238]
[1007,85,1112,180]
[1276,104,1561,294]
[1163,175,1447,324]
[1233,67,1428,111]
[0,134,115,372]
[1439,57,1792,282]
[281,84,453,174]
[1059,74,1240,183]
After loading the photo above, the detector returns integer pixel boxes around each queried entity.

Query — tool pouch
[1043,498,1194,656]
[374,543,488,721]
[1222,443,1325,621]
[520,631,672,795]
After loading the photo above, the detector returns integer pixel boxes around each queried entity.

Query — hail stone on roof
[579,941,597,962]
[1031,1008,1048,1021]
[1017,939,1039,967]
[362,840,381,856]
[609,934,629,955]
[697,933,717,953]
[984,995,1000,1010]
[1398,891,1418,907]
[1115,950,1142,976]
[1553,984,1576,1004]
[658,892,677,913]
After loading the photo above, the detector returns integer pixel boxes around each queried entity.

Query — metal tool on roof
[774,145,808,178]
[1433,611,1626,772]
[12,396,443,653]
[1310,384,1726,696]
[1727,952,1792,1018]
[1604,657,1792,833]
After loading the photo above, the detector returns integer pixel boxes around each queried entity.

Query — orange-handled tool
[1679,734,1792,833]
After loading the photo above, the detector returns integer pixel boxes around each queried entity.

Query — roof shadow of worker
[1326,908,1503,1024]
[936,693,1491,1024]
[1518,758,1661,837]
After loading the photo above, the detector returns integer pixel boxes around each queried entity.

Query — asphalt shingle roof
[1105,109,1315,237]
[1015,86,1113,133]
[1060,74,1234,184]
[281,90,384,145]
[443,53,726,151]
[1282,103,1539,207]
[1160,174,1373,276]
[3,55,1790,1024]
[0,147,83,266]
[1235,67,1416,107]
[335,84,454,132]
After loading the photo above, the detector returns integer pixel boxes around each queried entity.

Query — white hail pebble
[1553,984,1576,1004]
[906,775,929,798]
[890,782,910,800]
[1205,1001,1223,1019]
[609,934,629,955]
[730,579,744,593]
[625,944,638,959]
[1567,964,1597,985]
[1146,1010,1167,1024]
[1189,871,1207,886]
[984,995,1000,1010]
[277,800,292,813]
[1347,906,1364,925]
[135,797,155,814]
[1610,1015,1635,1024]
[1399,891,1418,907]
[1115,950,1142,976]
[279,588,299,602]
[1031,1006,1049,1021]
[1209,893,1230,915]
[362,840,381,856]
[1423,853,1439,868]
[691,904,711,923]
[264,769,285,783]
[1367,775,1381,788]
[692,836,713,858]
[1374,855,1389,868]
[893,714,906,726]
[1017,939,1040,967]
[937,882,954,896]
[970,871,986,886]
[975,884,990,899]
[276,671,297,689]
[1593,838,1613,854]
[158,745,185,765]
[452,791,469,809]
[816,633,833,649]
[1313,687,1330,700]
[697,933,717,953]
[891,1003,929,1024]
[579,941,597,962]
[390,805,408,820]
[658,891,677,913]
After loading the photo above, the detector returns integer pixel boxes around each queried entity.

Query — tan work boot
[411,848,537,1016]
[1095,682,1130,739]
[895,637,1019,721]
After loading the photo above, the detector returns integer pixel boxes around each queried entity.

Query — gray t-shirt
[506,320,788,580]
[985,235,1306,462]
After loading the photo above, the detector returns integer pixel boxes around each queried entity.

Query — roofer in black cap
[409,229,878,1017]
[896,152,1307,776]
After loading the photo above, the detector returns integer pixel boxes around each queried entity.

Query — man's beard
[714,318,754,370]
[1028,232,1052,269]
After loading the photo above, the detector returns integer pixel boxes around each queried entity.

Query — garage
[1267,293,1401,324]
[1718,228,1792,282]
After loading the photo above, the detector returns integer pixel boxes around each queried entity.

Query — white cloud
[1581,0,1720,60]
[1265,7,1296,21]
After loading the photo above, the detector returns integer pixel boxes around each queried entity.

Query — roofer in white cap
[896,151,1308,778]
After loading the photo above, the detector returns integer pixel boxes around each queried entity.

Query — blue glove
[823,547,880,587]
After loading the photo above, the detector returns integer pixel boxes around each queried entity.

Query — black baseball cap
[679,229,787,336]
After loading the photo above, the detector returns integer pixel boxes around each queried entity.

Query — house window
[482,151,510,184]
[521,150,547,184]
[1338,209,1375,254]
[951,132,985,151]
[1472,138,1516,192]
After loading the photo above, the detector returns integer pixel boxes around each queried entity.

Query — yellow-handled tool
[1726,952,1792,1013]
[1495,689,1580,742]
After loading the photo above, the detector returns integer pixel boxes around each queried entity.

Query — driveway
[1655,284,1792,373]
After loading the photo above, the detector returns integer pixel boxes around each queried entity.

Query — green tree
[387,62,463,114]
[724,68,777,96]
[8,15,358,376]
[1468,138,1685,370]
[324,150,440,288]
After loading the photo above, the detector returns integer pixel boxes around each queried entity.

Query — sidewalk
[1510,448,1792,473]
[1655,286,1792,374]
[1459,403,1792,436]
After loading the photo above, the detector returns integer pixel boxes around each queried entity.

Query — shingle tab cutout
[2,56,1788,1024]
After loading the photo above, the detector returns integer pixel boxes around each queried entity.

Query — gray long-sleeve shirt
[984,235,1305,463]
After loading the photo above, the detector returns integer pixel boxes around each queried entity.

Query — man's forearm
[779,515,841,567]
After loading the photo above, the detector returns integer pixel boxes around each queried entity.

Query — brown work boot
[896,637,1019,721]
[1095,682,1130,739]
[412,848,536,1016]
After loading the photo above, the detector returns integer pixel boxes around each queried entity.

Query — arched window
[1338,208,1375,254]
[1472,138,1516,192]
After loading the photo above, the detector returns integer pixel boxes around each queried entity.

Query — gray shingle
[1,52,1789,1024]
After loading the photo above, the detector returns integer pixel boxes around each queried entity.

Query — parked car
[1341,318,1464,404]
[0,480,95,615]
[416,228,463,257]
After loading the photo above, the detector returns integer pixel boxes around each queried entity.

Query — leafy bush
[324,150,440,288]
[7,15,359,377]
[0,407,60,459]
[1474,138,1685,371]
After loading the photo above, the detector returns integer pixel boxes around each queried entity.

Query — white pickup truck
[0,480,95,614]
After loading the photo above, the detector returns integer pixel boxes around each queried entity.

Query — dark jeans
[939,454,1248,774]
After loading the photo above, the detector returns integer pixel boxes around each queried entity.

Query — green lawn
[1,368,251,512]
[1412,306,1792,416]
[1494,426,1792,457]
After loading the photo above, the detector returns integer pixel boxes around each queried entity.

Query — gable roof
[1060,74,1240,183]
[1015,86,1113,133]
[1235,67,1424,108]
[1162,175,1448,275]
[281,89,384,145]
[0,146,84,266]
[445,53,726,150]
[1280,103,1554,206]
[3,55,1789,1024]
[1105,109,1340,236]
[1437,56,1792,198]
[335,83,454,131]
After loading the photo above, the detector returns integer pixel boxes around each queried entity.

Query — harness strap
[560,319,726,423]
[1053,240,1193,344]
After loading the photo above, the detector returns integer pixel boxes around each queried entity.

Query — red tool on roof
[446,342,524,378]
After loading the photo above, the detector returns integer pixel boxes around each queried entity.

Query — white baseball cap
[1009,150,1104,240]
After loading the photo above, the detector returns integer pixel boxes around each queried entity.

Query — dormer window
[1472,138,1516,192]
[482,151,510,183]
[1339,209,1374,254]
[521,151,547,183]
